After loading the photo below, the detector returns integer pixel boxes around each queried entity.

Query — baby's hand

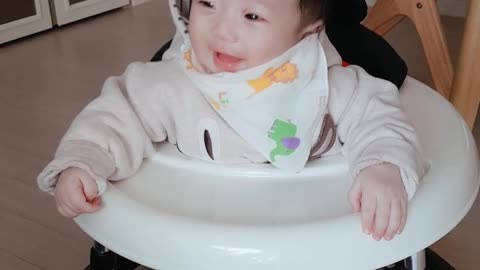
[348,163,407,241]
[54,167,102,218]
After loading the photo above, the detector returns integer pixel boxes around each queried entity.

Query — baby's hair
[299,0,331,25]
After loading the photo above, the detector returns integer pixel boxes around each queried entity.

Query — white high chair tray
[75,77,480,270]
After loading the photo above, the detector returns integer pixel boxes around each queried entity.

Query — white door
[51,0,130,26]
[0,0,53,44]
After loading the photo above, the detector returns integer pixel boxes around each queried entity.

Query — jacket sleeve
[328,64,428,199]
[37,63,166,195]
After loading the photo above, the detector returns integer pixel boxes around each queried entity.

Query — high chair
[75,1,479,269]
[76,77,480,270]
[363,0,454,99]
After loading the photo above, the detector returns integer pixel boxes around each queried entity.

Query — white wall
[365,0,467,18]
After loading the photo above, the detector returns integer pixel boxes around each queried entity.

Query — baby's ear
[301,20,324,38]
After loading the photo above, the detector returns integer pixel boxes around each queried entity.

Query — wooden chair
[362,0,454,99]
[450,0,480,129]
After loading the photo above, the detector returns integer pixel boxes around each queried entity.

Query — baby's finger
[55,193,77,216]
[348,182,362,212]
[59,205,79,218]
[74,197,101,214]
[56,205,68,217]
[397,199,408,234]
[81,176,98,202]
[384,201,401,240]
[79,197,103,213]
[361,195,376,235]
[373,200,390,241]
[68,187,96,214]
[91,196,102,207]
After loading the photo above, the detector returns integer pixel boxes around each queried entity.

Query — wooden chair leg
[450,0,480,129]
[363,0,405,36]
[407,0,453,99]
[364,0,453,99]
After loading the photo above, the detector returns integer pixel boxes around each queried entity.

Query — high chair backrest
[176,0,191,21]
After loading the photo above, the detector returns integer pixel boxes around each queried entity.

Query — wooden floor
[0,1,478,269]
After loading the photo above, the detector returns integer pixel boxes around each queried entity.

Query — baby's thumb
[348,181,362,212]
[80,175,98,202]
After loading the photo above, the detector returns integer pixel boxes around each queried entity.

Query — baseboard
[130,0,151,6]
[365,0,467,18]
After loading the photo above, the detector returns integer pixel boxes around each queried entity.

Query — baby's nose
[212,20,238,43]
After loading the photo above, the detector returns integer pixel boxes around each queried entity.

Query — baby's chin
[208,61,261,74]
[197,63,249,74]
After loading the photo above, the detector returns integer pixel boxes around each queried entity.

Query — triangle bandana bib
[182,34,329,172]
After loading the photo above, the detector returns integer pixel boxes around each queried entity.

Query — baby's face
[188,0,315,73]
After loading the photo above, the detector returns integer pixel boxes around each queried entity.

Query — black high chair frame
[85,241,454,270]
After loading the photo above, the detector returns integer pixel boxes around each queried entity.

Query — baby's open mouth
[214,51,242,72]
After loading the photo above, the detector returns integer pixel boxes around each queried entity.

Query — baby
[38,0,427,241]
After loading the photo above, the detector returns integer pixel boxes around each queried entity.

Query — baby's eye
[245,13,261,21]
[198,1,214,8]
